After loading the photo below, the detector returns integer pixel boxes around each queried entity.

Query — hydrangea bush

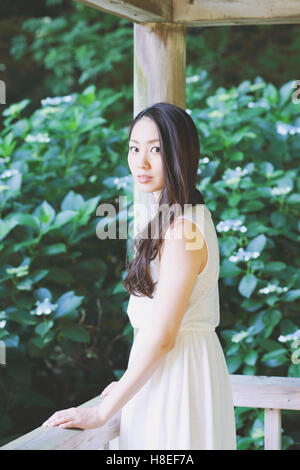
[186,71,300,449]
[0,75,299,449]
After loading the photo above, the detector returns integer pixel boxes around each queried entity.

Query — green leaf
[55,291,84,318]
[5,213,40,233]
[60,324,90,343]
[263,261,286,273]
[3,334,19,348]
[282,289,300,302]
[33,201,56,233]
[261,349,288,367]
[270,211,286,228]
[251,417,264,439]
[51,210,77,230]
[238,274,257,298]
[220,259,242,277]
[286,194,300,205]
[263,83,278,106]
[35,320,54,337]
[247,234,267,253]
[31,331,54,349]
[244,350,258,366]
[36,287,52,302]
[6,310,37,325]
[2,99,30,117]
[262,310,282,328]
[227,355,242,374]
[0,219,18,241]
[279,80,295,107]
[41,243,67,255]
[61,191,84,211]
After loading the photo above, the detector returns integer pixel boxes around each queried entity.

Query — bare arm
[97,218,206,423]
[42,218,206,429]
[97,331,171,422]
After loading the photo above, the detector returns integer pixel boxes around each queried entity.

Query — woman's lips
[137,176,153,183]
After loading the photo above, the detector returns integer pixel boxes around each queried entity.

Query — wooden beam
[173,0,300,26]
[230,375,300,410]
[74,0,171,23]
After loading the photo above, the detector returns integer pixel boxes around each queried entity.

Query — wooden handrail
[1,375,300,450]
[0,395,120,450]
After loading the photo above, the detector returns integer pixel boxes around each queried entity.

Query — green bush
[0,74,299,449]
[187,72,300,449]
[0,85,133,444]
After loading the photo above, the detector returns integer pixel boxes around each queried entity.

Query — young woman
[42,102,237,450]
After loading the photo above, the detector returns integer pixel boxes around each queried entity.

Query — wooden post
[264,408,282,450]
[132,21,186,237]
[132,22,186,343]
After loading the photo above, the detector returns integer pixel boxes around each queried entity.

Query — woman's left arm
[42,218,205,429]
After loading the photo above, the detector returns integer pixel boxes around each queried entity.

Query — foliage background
[0,0,299,449]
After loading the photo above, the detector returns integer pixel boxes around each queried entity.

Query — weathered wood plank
[173,0,300,26]
[74,0,171,23]
[75,0,300,26]
[0,395,120,450]
[230,375,300,410]
[264,408,282,450]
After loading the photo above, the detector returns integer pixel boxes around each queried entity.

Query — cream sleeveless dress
[114,204,236,450]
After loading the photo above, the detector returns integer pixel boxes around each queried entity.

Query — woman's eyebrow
[129,139,160,144]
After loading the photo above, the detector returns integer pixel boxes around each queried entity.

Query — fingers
[42,408,76,427]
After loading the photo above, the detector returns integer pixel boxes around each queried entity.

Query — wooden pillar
[132,21,186,237]
[132,22,186,339]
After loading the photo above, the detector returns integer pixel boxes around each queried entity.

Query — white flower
[247,98,269,109]
[278,329,300,343]
[30,298,57,316]
[276,122,300,136]
[223,167,249,186]
[41,95,73,107]
[270,186,292,196]
[25,133,50,143]
[258,283,288,295]
[229,247,260,263]
[113,176,130,190]
[1,168,20,179]
[186,75,202,84]
[216,219,247,234]
[0,320,6,329]
[232,331,248,343]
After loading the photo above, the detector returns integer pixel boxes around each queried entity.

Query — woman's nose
[137,149,150,167]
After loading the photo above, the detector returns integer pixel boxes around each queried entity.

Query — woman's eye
[129,146,160,153]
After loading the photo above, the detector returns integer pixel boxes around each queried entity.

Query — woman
[42,102,237,450]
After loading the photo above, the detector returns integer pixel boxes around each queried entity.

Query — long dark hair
[122,102,205,298]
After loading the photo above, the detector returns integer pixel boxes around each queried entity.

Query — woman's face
[128,116,164,203]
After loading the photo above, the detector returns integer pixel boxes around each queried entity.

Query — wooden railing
[1,375,300,450]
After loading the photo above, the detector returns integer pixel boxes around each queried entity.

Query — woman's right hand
[100,381,118,397]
